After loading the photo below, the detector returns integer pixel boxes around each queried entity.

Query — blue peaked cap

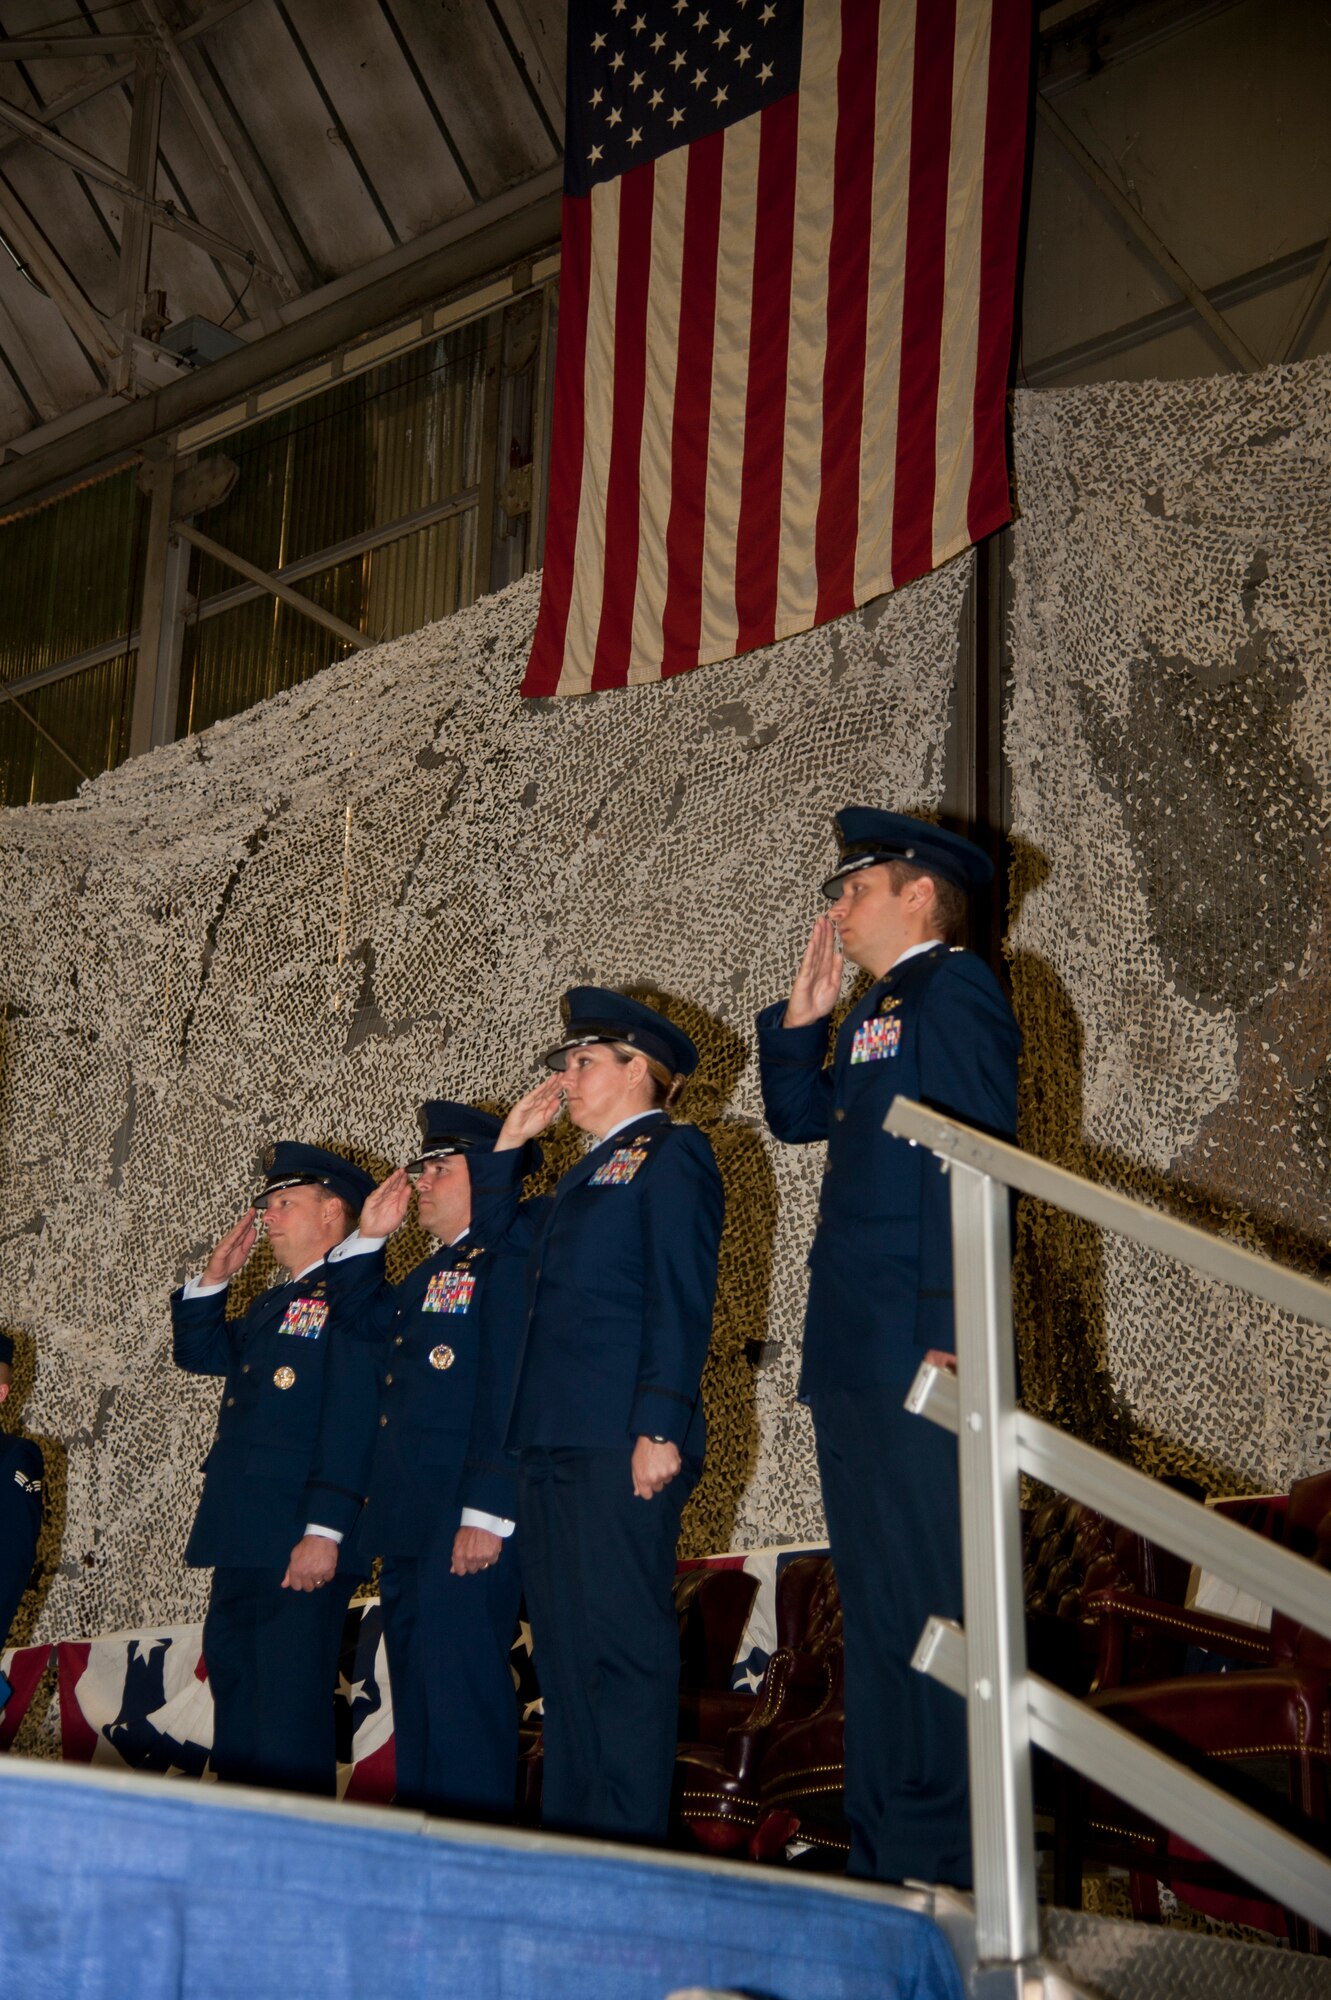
[409,1101,503,1171]
[822,809,993,897]
[254,1141,374,1213]
[545,986,699,1078]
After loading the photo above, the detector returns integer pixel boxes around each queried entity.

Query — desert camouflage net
[1008,354,1331,1488]
[0,554,970,1648]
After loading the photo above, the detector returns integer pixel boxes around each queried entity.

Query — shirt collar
[888,938,947,975]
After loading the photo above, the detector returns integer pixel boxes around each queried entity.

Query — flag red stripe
[520,194,592,697]
[55,1641,99,1762]
[590,162,656,691]
[660,130,725,678]
[890,0,957,586]
[814,0,879,626]
[733,94,799,656]
[968,0,1028,542]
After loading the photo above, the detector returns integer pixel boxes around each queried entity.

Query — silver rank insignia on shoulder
[429,1344,455,1371]
[273,1366,296,1390]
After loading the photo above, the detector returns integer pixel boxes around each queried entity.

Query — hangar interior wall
[0,553,968,1647]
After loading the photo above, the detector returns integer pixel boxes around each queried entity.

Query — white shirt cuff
[327,1229,387,1261]
[183,1275,228,1299]
[460,1507,515,1538]
[304,1523,343,1544]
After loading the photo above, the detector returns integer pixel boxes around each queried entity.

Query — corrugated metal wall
[0,291,548,808]
[0,471,143,807]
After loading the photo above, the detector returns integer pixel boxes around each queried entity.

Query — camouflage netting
[0,553,970,1647]
[1008,353,1331,1490]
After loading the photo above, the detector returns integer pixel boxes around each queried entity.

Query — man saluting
[173,1141,376,1797]
[757,810,1020,1887]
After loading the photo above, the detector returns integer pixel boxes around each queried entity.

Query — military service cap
[253,1141,374,1213]
[544,986,699,1079]
[821,808,993,899]
[407,1101,503,1175]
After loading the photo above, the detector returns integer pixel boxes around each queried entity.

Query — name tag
[423,1269,475,1315]
[278,1298,328,1339]
[589,1144,650,1186]
[850,1016,902,1064]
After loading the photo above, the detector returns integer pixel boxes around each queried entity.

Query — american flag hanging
[522,0,1031,698]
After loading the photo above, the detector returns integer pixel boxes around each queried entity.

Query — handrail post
[949,1160,1039,1975]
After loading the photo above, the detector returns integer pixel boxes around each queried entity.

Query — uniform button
[534,1267,541,1282]
[384,1373,393,1386]
[834,1108,846,1122]
[225,1396,235,1408]
[394,1335,404,1347]
[241,1363,250,1373]
[379,1414,389,1428]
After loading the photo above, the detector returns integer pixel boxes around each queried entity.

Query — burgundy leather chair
[1066,1467,1331,1951]
[673,1556,842,1856]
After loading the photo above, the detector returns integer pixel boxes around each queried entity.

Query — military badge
[589,1144,650,1186]
[428,1344,455,1370]
[273,1366,297,1390]
[423,1269,475,1315]
[279,1297,329,1338]
[850,1016,903,1063]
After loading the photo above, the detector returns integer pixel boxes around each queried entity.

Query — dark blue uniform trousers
[519,1448,695,1844]
[379,1540,523,1819]
[811,1383,971,1887]
[203,1566,358,1798]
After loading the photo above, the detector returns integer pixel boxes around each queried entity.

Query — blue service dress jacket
[0,1431,43,1644]
[172,1265,377,1573]
[757,943,1021,1394]
[468,1111,724,1458]
[322,1231,530,1553]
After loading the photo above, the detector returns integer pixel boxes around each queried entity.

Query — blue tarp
[0,1766,965,1999]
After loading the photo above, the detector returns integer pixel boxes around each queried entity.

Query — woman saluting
[469,986,724,1844]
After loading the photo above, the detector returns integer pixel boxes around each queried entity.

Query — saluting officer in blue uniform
[0,1332,43,1712]
[322,1102,530,1819]
[471,988,724,1844]
[757,811,1020,1887]
[172,1141,377,1797]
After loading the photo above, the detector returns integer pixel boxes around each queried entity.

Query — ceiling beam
[175,520,373,651]
[0,87,281,282]
[133,0,299,306]
[109,45,164,398]
[0,173,118,369]
[0,166,561,515]
[0,35,149,61]
[1035,95,1262,373]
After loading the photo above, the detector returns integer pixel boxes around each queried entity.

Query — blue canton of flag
[565,0,802,197]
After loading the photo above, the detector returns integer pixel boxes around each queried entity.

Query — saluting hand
[631,1436,681,1500]
[359,1166,413,1238]
[783,914,845,1027]
[201,1208,258,1286]
[494,1073,566,1152]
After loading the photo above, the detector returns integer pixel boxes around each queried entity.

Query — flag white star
[760,3,776,21]
[628,126,643,146]
[632,12,647,30]
[694,8,709,28]
[336,1673,366,1705]
[758,60,773,82]
[607,105,623,124]
[591,30,606,51]
[668,105,685,126]
[715,27,730,48]
[610,49,625,70]
[713,84,729,106]
[588,143,604,162]
[651,31,666,51]
[630,69,645,88]
[673,0,688,12]
[736,43,751,64]
[692,66,708,87]
[612,0,627,13]
[649,87,664,107]
[670,48,686,69]
[590,86,604,105]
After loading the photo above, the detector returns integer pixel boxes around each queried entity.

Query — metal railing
[884,1098,1331,1988]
